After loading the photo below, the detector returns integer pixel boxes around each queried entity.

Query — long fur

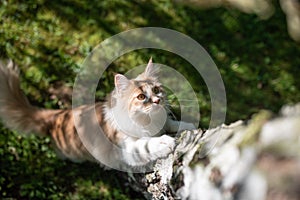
[0,60,57,136]
[0,59,194,167]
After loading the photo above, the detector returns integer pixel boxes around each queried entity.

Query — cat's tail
[0,60,58,136]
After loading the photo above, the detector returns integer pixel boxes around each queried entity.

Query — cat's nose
[152,97,160,104]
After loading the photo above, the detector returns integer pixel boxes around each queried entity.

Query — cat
[0,58,195,169]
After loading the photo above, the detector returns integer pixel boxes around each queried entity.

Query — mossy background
[0,0,299,199]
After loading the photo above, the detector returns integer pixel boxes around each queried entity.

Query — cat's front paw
[149,135,175,160]
[178,122,196,132]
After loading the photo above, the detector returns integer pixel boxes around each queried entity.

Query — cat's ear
[114,74,130,93]
[144,57,159,78]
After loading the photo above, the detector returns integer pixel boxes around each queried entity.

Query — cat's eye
[152,87,160,94]
[137,94,146,100]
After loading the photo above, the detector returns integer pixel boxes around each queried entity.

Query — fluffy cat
[0,58,195,169]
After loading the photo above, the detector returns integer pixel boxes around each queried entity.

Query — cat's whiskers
[164,105,178,121]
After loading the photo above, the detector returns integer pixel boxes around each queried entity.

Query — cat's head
[109,58,168,136]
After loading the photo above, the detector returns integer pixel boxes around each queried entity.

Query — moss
[238,110,273,147]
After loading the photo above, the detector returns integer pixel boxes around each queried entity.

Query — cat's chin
[149,104,164,113]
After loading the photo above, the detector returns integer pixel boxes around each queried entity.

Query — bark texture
[129,103,300,200]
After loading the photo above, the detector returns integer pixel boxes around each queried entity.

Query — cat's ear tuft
[114,74,130,93]
[144,57,159,78]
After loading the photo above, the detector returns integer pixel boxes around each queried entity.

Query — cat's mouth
[139,105,162,117]
[150,103,162,111]
[133,104,165,120]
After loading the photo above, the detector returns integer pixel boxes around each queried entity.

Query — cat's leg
[120,135,175,166]
[165,118,196,133]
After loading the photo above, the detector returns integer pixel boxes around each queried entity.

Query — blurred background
[0,0,299,199]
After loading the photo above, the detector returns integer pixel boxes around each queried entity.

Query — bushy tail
[0,60,57,136]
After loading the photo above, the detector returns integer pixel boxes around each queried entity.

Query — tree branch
[129,103,300,200]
